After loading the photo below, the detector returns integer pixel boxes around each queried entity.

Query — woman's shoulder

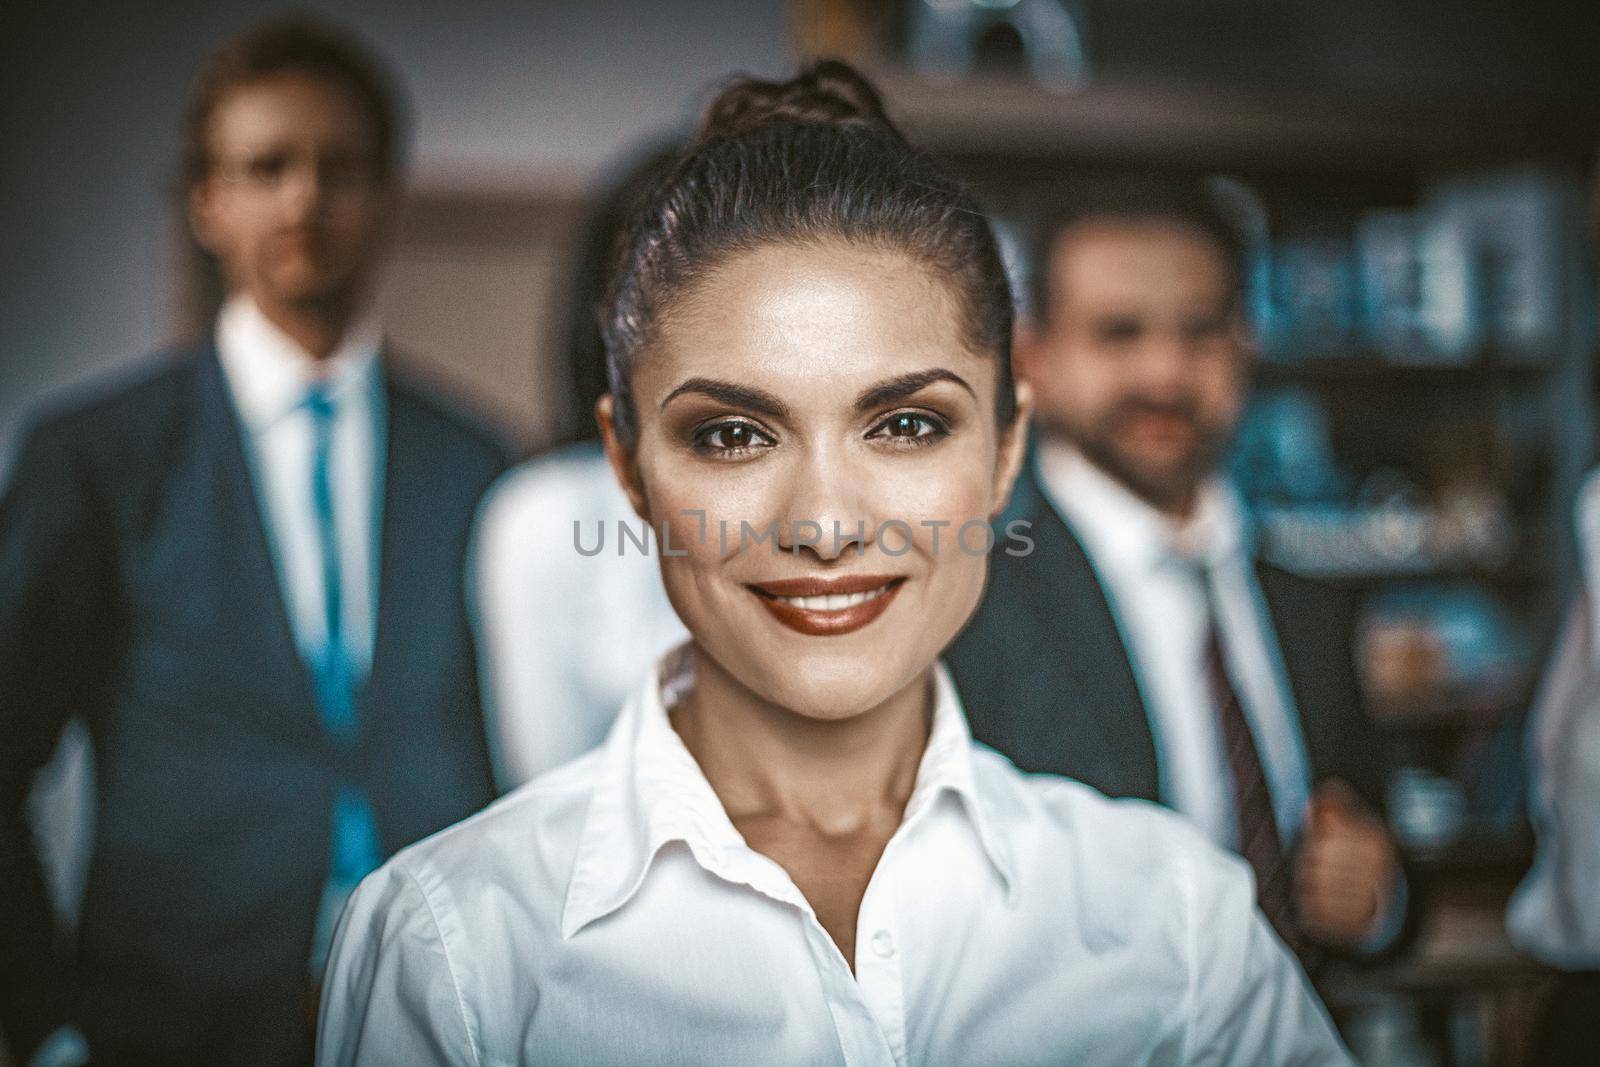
[322,750,612,1062]
[968,743,1262,968]
[378,746,608,916]
[969,742,1248,894]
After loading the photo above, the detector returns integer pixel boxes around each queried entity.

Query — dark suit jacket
[0,344,508,1065]
[946,462,1389,829]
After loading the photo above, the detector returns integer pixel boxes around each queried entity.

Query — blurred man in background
[0,17,505,1065]
[948,177,1407,963]
[1505,152,1600,1064]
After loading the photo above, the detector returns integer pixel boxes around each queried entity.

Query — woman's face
[603,240,1030,720]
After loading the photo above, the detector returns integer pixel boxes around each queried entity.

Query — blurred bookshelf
[876,71,1588,179]
[807,6,1596,1052]
[1254,356,1555,392]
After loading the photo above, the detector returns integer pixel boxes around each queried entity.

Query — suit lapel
[194,346,326,741]
[1008,466,1163,800]
[360,370,433,741]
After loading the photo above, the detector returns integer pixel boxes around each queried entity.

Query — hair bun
[697,59,899,143]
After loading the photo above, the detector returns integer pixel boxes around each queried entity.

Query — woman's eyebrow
[661,377,791,419]
[854,369,975,412]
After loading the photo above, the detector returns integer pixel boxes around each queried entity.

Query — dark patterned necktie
[1200,588,1298,950]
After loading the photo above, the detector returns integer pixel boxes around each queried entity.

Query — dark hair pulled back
[601,60,1015,443]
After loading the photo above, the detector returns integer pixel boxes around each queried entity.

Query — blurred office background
[3,2,1599,1064]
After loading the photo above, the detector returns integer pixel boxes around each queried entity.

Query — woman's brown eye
[708,424,756,450]
[694,419,772,455]
[871,411,946,442]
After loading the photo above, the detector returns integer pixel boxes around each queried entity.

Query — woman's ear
[1012,315,1044,388]
[990,380,1033,520]
[597,394,651,521]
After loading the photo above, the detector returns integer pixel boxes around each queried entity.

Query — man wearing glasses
[0,17,506,1065]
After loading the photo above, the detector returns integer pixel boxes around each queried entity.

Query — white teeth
[772,584,892,611]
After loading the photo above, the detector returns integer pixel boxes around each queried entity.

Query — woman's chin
[739,648,928,723]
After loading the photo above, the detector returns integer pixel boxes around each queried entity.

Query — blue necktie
[304,385,382,969]
[306,386,356,741]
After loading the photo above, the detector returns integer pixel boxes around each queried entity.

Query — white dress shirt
[471,443,687,787]
[216,294,385,676]
[319,652,1350,1066]
[1036,442,1311,848]
[1507,468,1600,967]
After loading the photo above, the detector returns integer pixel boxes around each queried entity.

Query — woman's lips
[745,575,906,637]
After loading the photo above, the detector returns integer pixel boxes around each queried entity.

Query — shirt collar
[904,660,1017,899]
[1034,439,1250,577]
[560,648,1016,940]
[215,294,382,433]
[1171,480,1250,571]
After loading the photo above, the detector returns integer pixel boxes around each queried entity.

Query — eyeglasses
[209,150,382,195]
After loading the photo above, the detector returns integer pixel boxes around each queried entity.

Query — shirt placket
[852,849,909,1067]
[801,918,897,1067]
[714,845,898,1067]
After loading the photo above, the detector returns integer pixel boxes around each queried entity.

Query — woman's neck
[670,648,932,835]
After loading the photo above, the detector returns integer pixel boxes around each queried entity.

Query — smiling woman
[317,61,1353,1065]
[608,234,1015,724]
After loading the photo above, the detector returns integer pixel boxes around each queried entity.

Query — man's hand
[1294,779,1400,946]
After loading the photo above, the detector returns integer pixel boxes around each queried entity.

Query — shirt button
[870,930,895,959]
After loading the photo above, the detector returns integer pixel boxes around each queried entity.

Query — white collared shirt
[318,653,1349,1066]
[216,295,385,674]
[1507,468,1600,966]
[1035,442,1311,850]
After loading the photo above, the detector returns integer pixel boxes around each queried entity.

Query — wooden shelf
[1255,356,1555,391]
[1406,835,1534,878]
[871,68,1594,177]
[1370,701,1524,733]
[1271,560,1541,589]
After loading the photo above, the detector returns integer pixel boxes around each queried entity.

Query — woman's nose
[773,449,874,562]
